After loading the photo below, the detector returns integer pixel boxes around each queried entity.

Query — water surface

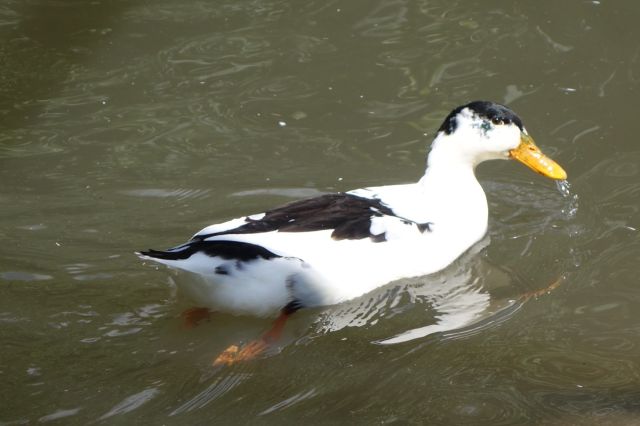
[3,0,640,424]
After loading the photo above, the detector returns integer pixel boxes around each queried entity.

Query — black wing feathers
[193,193,396,242]
[140,193,432,262]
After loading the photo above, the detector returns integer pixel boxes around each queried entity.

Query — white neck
[417,133,489,239]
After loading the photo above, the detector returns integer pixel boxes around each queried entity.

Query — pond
[2,0,640,424]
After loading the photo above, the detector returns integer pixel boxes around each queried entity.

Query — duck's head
[431,101,566,180]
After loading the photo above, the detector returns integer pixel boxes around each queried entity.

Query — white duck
[138,101,566,364]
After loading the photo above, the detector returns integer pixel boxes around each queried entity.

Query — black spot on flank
[438,101,524,135]
[214,266,229,275]
[417,222,433,233]
[139,240,280,262]
[370,233,387,243]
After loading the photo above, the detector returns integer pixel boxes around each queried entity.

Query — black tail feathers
[137,240,280,262]
[137,248,188,260]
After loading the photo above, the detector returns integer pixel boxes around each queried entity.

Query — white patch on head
[437,107,523,166]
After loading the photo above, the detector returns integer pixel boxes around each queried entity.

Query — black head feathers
[438,101,524,135]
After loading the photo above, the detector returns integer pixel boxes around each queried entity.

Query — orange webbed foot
[213,340,269,366]
[212,308,292,366]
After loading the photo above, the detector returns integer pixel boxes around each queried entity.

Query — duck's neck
[417,136,488,236]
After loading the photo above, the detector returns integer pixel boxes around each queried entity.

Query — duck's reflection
[313,237,541,345]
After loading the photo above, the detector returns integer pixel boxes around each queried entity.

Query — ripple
[103,328,142,337]
[238,75,317,101]
[353,0,409,40]
[582,334,636,353]
[259,388,317,415]
[359,99,426,120]
[576,153,640,237]
[64,263,114,282]
[38,408,82,423]
[170,373,250,415]
[121,188,211,200]
[98,388,160,420]
[606,161,639,177]
[289,35,337,63]
[519,349,638,389]
[158,33,273,83]
[446,391,532,425]
[16,223,47,231]
[0,271,52,282]
[230,187,326,199]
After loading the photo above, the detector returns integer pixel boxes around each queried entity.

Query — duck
[138,100,566,364]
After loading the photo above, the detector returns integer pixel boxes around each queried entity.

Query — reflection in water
[375,273,491,345]
[314,238,524,345]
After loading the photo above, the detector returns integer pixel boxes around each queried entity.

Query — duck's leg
[181,307,212,329]
[213,301,300,366]
[519,275,564,301]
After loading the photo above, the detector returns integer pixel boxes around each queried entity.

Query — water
[3,0,640,424]
[556,179,579,219]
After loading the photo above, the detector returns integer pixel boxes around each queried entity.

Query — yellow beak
[509,133,567,180]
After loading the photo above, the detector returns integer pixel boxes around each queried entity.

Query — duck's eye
[491,118,503,125]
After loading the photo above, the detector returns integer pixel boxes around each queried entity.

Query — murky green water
[3,0,640,424]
